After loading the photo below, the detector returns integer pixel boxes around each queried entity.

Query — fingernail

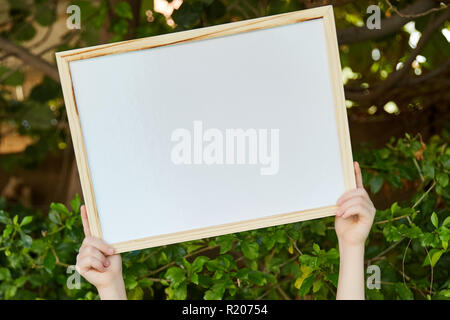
[109,248,114,255]
[104,260,110,267]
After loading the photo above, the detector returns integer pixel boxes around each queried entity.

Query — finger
[78,245,110,267]
[336,188,367,205]
[82,236,114,256]
[354,161,363,189]
[77,255,107,273]
[80,205,91,237]
[340,204,372,220]
[336,197,367,216]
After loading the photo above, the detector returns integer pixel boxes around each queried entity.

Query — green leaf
[391,202,399,214]
[248,270,267,286]
[441,155,450,169]
[422,163,435,179]
[369,175,383,194]
[165,282,187,300]
[5,286,17,299]
[298,275,315,297]
[436,173,449,187]
[112,19,129,37]
[192,256,209,273]
[383,225,403,242]
[204,282,226,300]
[0,268,12,281]
[274,229,287,243]
[172,1,203,28]
[0,66,25,86]
[399,224,422,239]
[3,224,13,238]
[443,240,448,250]
[379,148,391,159]
[395,283,414,300]
[419,232,439,248]
[0,211,11,224]
[20,216,33,227]
[35,4,56,26]
[241,241,259,260]
[114,1,133,19]
[50,203,70,216]
[128,286,144,300]
[12,23,36,41]
[125,276,138,290]
[49,210,62,225]
[312,243,321,254]
[165,267,186,287]
[439,289,450,298]
[191,273,199,285]
[431,212,439,228]
[19,232,32,248]
[215,234,234,254]
[29,77,60,103]
[70,194,82,215]
[313,279,323,293]
[262,235,276,250]
[299,254,320,269]
[43,251,56,272]
[432,250,445,267]
[325,248,339,261]
[443,216,450,227]
[310,220,326,236]
[19,101,54,130]
[423,249,444,267]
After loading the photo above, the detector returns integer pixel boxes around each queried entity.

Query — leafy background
[0,0,449,299]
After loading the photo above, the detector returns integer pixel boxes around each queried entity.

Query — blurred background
[0,0,448,211]
[0,0,449,301]
[0,0,449,212]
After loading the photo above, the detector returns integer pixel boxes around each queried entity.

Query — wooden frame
[56,5,355,253]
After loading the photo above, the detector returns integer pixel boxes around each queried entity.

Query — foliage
[1,0,449,170]
[0,133,449,300]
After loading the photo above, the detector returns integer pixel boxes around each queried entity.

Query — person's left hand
[335,161,376,247]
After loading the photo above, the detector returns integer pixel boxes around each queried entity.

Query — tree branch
[0,0,446,88]
[0,37,59,82]
[337,0,438,45]
[400,59,450,86]
[385,0,447,19]
[344,7,450,102]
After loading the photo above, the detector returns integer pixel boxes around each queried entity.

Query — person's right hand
[76,205,126,299]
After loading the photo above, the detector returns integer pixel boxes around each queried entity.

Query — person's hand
[335,162,376,247]
[76,205,126,299]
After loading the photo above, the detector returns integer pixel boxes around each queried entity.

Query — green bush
[0,133,449,300]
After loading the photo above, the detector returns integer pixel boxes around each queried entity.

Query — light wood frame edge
[114,205,338,253]
[55,56,103,239]
[56,5,355,253]
[322,6,356,191]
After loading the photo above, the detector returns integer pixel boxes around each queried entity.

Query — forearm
[97,278,127,300]
[336,242,365,300]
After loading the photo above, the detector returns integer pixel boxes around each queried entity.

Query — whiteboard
[56,6,355,252]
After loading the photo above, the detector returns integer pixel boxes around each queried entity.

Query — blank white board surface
[58,7,355,252]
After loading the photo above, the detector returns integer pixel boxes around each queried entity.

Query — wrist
[336,242,365,300]
[338,241,364,260]
[338,237,366,251]
[97,278,127,300]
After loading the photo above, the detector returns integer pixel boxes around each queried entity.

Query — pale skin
[76,161,375,300]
